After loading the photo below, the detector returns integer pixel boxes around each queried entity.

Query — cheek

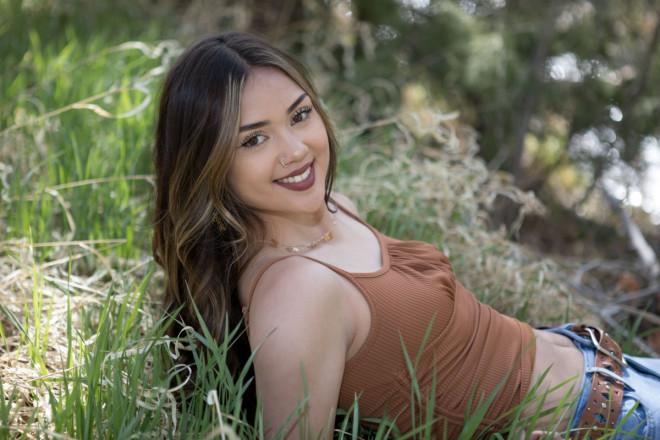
[227,159,248,197]
[311,121,330,149]
[227,154,272,196]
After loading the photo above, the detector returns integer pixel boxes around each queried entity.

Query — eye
[240,132,267,148]
[291,106,312,125]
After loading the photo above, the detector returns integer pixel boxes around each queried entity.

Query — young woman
[152,32,660,439]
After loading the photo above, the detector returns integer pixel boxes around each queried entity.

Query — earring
[212,212,226,232]
[279,155,289,168]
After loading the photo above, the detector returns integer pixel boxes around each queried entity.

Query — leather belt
[569,324,627,440]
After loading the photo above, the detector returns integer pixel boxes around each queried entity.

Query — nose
[281,128,308,163]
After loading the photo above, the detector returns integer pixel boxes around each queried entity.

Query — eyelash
[239,105,313,148]
[291,106,312,124]
[240,131,266,148]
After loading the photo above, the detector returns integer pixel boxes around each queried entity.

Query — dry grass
[0,107,587,439]
[1,1,631,437]
[0,239,173,438]
[337,104,588,327]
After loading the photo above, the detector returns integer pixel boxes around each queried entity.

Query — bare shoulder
[247,257,350,437]
[247,256,349,346]
[330,192,360,216]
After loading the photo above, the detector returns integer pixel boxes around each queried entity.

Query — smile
[274,161,316,191]
[276,165,312,183]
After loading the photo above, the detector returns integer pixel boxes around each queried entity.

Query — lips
[274,161,315,191]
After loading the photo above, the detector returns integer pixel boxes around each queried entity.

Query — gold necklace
[266,217,336,253]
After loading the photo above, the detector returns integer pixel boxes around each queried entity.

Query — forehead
[240,67,306,120]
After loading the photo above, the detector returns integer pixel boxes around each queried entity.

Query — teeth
[278,166,311,183]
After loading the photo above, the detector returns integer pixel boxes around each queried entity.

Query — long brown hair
[152,32,339,397]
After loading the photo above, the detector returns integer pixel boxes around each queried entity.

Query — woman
[152,32,660,439]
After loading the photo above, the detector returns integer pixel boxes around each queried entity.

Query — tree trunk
[510,4,561,185]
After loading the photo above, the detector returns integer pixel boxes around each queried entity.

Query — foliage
[326,0,660,222]
[0,0,181,260]
[0,0,652,439]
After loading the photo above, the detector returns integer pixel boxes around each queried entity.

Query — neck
[263,207,335,253]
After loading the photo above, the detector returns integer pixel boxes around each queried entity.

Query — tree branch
[602,186,660,279]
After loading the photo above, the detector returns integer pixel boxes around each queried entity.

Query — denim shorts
[544,324,660,439]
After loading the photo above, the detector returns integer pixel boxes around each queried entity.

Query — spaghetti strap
[242,253,338,331]
[243,255,293,320]
[245,200,353,310]
[242,199,377,331]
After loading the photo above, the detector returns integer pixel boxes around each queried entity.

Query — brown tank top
[245,205,535,437]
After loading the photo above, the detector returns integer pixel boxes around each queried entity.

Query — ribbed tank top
[245,205,535,437]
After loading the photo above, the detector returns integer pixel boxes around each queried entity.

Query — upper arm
[247,259,350,439]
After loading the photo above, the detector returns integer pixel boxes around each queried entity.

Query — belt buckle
[584,326,628,367]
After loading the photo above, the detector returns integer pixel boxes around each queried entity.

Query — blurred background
[6,0,658,255]
[2,0,659,301]
[1,1,659,435]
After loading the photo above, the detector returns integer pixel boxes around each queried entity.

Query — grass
[0,1,649,439]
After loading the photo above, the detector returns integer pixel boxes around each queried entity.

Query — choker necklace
[266,217,336,253]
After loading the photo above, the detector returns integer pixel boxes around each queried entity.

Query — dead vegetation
[2,1,659,437]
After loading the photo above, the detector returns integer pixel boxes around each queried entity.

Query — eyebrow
[238,93,308,133]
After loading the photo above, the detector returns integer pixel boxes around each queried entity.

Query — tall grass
[0,1,635,439]
[1,2,187,438]
[0,0,178,260]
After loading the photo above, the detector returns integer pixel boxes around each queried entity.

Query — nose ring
[279,155,289,168]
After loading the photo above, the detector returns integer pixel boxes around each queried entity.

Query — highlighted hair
[152,32,338,399]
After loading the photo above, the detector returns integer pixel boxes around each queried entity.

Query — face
[228,67,330,222]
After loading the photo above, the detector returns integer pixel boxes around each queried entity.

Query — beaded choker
[266,217,336,253]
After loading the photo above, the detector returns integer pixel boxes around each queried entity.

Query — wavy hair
[152,32,339,399]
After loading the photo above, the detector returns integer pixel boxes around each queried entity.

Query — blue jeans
[544,324,660,439]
